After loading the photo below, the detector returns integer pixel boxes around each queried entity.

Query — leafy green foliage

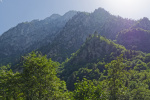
[0,66,23,100]
[0,52,71,100]
[21,52,71,100]
[73,78,106,100]
[59,35,143,91]
[105,55,128,100]
[1,29,150,100]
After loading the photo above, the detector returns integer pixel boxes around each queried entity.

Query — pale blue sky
[0,0,150,34]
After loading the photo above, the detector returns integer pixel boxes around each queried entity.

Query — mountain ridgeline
[39,8,136,63]
[1,7,150,66]
[60,34,125,90]
[1,7,150,100]
[0,11,77,65]
[0,7,150,67]
[117,28,150,53]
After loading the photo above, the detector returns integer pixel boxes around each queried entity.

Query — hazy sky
[0,0,150,34]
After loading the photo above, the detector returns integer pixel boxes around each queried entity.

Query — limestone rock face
[0,11,77,65]
[59,35,127,90]
[40,8,135,62]
[1,7,144,66]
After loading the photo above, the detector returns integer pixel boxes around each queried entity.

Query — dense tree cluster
[1,49,150,100]
[117,28,150,53]
[1,7,150,100]
[0,52,71,100]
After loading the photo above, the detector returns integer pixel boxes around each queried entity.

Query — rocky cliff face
[59,35,127,90]
[66,35,126,65]
[40,8,135,62]
[0,7,144,66]
[0,11,77,65]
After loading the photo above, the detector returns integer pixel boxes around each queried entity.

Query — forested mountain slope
[132,17,150,30]
[117,28,150,53]
[40,8,136,63]
[1,7,150,70]
[59,34,145,90]
[1,7,150,100]
[0,11,77,65]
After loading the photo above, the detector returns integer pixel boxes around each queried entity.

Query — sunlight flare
[100,0,148,19]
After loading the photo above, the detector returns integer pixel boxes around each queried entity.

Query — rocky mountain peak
[0,10,78,65]
[48,14,61,20]
[132,17,150,30]
[141,17,149,22]
[65,34,125,66]
[62,10,78,21]
[117,28,150,53]
[93,7,110,17]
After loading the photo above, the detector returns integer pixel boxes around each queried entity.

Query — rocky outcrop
[59,35,127,90]
[40,8,135,62]
[0,11,77,65]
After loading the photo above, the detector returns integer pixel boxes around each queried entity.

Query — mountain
[58,34,143,90]
[132,17,150,30]
[39,8,136,63]
[1,7,150,68]
[117,28,150,53]
[2,7,150,99]
[116,17,150,53]
[0,11,77,65]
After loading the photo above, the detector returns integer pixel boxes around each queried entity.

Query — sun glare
[101,0,148,19]
[117,0,135,5]
[109,0,140,11]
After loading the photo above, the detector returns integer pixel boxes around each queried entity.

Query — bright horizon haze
[0,0,150,35]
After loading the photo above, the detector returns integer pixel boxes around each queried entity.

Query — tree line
[1,52,150,100]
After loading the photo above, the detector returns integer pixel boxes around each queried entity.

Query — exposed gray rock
[0,11,77,65]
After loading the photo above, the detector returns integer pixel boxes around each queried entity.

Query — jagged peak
[62,10,78,20]
[93,7,110,15]
[50,14,61,19]
[137,17,150,25]
[60,34,127,83]
[67,34,126,64]
[132,17,150,30]
[94,7,105,12]
[44,14,61,21]
[63,10,78,16]
[140,17,149,22]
